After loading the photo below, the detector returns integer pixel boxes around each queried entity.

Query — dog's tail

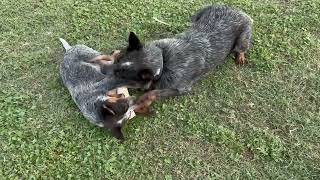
[59,38,71,51]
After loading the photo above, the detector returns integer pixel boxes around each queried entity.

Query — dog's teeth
[116,118,124,124]
[154,68,161,76]
[121,62,133,66]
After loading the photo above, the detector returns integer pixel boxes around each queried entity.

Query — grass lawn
[1,0,320,178]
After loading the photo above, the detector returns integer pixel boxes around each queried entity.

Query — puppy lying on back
[59,38,139,140]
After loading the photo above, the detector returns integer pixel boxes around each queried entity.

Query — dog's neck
[154,38,175,57]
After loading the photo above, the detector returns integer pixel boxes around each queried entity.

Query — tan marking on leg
[133,91,159,115]
[235,52,246,65]
[90,55,113,62]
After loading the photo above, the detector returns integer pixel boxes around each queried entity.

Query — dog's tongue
[116,87,136,119]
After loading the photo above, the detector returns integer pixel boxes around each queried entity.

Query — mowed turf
[1,0,319,178]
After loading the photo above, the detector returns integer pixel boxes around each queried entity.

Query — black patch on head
[114,66,154,83]
[113,32,163,89]
[95,98,129,140]
[127,32,143,51]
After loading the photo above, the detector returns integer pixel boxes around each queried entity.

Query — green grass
[1,0,320,178]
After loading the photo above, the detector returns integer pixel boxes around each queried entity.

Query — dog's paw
[134,107,155,117]
[235,52,246,65]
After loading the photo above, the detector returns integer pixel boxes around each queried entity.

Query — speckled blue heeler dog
[113,5,253,104]
[59,38,139,140]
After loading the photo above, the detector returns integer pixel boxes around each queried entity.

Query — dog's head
[113,32,163,90]
[95,93,135,140]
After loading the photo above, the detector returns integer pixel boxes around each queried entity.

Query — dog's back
[191,6,252,35]
[193,6,252,57]
[59,40,110,126]
[60,44,106,89]
[189,5,252,66]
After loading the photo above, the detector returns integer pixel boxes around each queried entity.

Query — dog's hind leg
[233,23,253,65]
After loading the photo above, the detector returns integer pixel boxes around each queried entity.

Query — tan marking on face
[107,89,118,97]
[106,97,118,103]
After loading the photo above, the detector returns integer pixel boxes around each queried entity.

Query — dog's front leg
[133,88,183,115]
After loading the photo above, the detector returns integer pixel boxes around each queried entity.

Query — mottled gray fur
[59,39,139,140]
[114,5,253,96]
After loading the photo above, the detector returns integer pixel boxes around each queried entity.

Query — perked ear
[138,69,154,81]
[127,32,142,51]
[111,126,124,140]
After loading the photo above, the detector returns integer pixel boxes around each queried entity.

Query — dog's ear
[111,126,124,140]
[127,32,142,51]
[138,69,154,81]
[102,104,116,116]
